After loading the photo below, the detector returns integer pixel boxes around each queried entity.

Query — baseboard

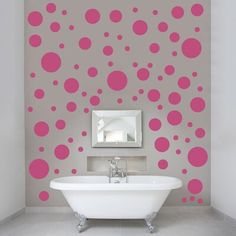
[0,208,25,225]
[25,207,72,213]
[212,207,236,226]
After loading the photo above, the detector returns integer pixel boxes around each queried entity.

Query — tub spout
[145,212,157,233]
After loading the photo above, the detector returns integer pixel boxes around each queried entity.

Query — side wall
[211,0,236,220]
[0,0,25,221]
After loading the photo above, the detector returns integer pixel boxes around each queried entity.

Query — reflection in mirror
[92,110,142,147]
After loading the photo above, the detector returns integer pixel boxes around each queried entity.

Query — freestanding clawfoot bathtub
[50,175,182,233]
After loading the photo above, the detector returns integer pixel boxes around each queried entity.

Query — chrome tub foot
[74,213,87,233]
[145,212,157,233]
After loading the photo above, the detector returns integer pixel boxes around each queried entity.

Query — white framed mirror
[92,110,142,147]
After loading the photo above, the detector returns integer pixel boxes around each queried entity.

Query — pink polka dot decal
[46,3,56,13]
[188,147,208,167]
[29,34,42,47]
[85,9,101,24]
[132,20,148,35]
[79,37,92,50]
[147,89,160,102]
[41,52,61,73]
[137,68,150,81]
[26,1,210,206]
[191,4,204,17]
[149,118,161,131]
[167,110,182,126]
[109,10,122,23]
[172,6,184,19]
[34,121,49,137]
[29,159,49,179]
[155,137,170,152]
[182,38,202,59]
[54,144,70,160]
[158,160,168,169]
[64,78,79,93]
[39,191,49,201]
[188,179,203,194]
[28,11,43,27]
[190,97,206,112]
[107,71,128,91]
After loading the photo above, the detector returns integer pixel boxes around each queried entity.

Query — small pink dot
[68,137,73,143]
[39,191,49,202]
[62,10,67,15]
[104,32,109,37]
[30,72,36,78]
[158,22,168,32]
[74,64,80,70]
[173,135,179,141]
[198,86,203,92]
[132,7,138,13]
[198,198,204,204]
[69,25,75,31]
[34,89,45,99]
[82,131,87,137]
[46,3,56,13]
[157,105,163,110]
[138,89,144,94]
[195,27,200,32]
[182,197,187,203]
[53,80,58,86]
[108,61,113,67]
[133,62,138,68]
[132,96,138,101]
[103,45,113,56]
[117,34,123,40]
[39,146,45,152]
[158,76,163,81]
[125,46,130,51]
[185,137,191,143]
[59,43,64,49]
[50,22,61,32]
[51,106,56,112]
[170,32,180,43]
[147,63,153,68]
[97,89,103,94]
[84,108,89,113]
[172,51,177,57]
[82,91,87,97]
[152,10,158,15]
[187,122,193,127]
[78,147,84,152]
[190,196,195,202]
[54,169,60,174]
[28,106,33,112]
[176,149,181,155]
[72,169,77,175]
[66,102,77,112]
[117,98,123,104]
[182,169,187,174]
[192,72,198,77]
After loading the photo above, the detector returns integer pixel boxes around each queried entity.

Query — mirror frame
[92,110,142,148]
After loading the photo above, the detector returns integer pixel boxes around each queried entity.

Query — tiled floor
[0,207,236,236]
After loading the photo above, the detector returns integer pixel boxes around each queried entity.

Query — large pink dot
[188,147,208,167]
[190,97,206,112]
[132,20,148,36]
[29,159,49,179]
[41,52,61,73]
[79,37,92,50]
[137,68,150,81]
[66,102,77,112]
[90,96,100,106]
[149,43,160,54]
[46,3,56,13]
[148,89,160,102]
[191,4,204,17]
[168,92,181,105]
[182,38,202,58]
[55,120,66,130]
[34,89,45,99]
[54,144,70,160]
[34,121,49,137]
[155,137,170,152]
[107,71,128,91]
[195,128,205,138]
[178,76,190,89]
[109,10,122,23]
[167,110,182,126]
[29,34,42,47]
[85,9,101,24]
[28,11,43,27]
[172,6,184,19]
[158,159,168,169]
[103,45,113,56]
[64,78,79,93]
[188,179,203,194]
[39,191,49,201]
[149,118,161,131]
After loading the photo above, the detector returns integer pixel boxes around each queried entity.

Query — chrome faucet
[108,157,127,183]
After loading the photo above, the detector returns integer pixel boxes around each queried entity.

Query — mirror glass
[92,110,142,147]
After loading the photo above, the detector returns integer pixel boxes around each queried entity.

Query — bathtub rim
[50,175,183,191]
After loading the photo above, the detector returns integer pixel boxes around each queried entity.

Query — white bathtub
[50,175,182,232]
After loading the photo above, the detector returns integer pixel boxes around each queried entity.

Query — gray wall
[25,0,211,206]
